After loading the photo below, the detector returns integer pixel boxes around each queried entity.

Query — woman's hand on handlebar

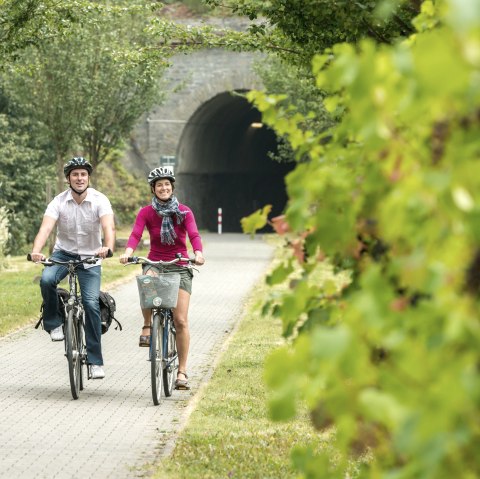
[119,247,135,265]
[194,251,205,266]
[119,253,130,265]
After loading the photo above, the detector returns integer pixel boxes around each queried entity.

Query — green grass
[0,241,148,337]
[156,273,330,479]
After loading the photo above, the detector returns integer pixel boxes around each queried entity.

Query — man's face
[68,168,89,193]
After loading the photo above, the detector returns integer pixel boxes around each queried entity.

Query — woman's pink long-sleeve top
[126,204,203,262]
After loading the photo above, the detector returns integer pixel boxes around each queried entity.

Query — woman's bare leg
[173,289,191,379]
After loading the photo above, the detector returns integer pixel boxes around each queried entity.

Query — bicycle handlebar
[27,249,113,265]
[126,255,194,266]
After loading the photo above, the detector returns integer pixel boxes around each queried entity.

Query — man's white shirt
[45,188,113,258]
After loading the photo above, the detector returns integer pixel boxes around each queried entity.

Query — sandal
[175,370,190,390]
[139,326,151,347]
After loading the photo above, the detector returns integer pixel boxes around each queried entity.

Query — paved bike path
[0,233,274,479]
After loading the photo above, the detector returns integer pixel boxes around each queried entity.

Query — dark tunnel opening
[175,90,294,232]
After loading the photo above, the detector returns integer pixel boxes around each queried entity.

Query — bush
[0,114,55,255]
[96,158,150,229]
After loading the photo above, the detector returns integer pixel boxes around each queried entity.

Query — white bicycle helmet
[148,166,175,185]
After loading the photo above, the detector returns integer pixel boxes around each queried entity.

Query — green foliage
[162,0,213,14]
[204,0,420,67]
[75,7,169,171]
[3,2,169,192]
[0,114,55,254]
[242,0,480,477]
[96,157,150,228]
[240,204,272,236]
[253,56,334,164]
[0,0,84,64]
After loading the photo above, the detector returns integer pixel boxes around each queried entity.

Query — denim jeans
[40,250,103,366]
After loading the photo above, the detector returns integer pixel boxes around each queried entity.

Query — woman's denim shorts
[142,264,194,295]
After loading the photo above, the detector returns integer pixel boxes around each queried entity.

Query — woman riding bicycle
[119,166,205,390]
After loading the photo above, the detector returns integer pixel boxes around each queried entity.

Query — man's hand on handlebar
[29,253,46,263]
[95,247,113,259]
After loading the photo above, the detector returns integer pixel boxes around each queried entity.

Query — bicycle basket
[136,273,181,309]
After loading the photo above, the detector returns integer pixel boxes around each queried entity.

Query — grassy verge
[157,268,330,479]
[0,241,148,337]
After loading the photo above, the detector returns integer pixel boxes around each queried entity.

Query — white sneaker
[90,365,105,379]
[50,325,64,341]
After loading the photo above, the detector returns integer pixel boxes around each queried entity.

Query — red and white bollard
[218,208,222,234]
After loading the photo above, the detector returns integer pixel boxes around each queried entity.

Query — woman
[119,166,205,390]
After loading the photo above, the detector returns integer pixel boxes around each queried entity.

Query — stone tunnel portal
[175,90,294,232]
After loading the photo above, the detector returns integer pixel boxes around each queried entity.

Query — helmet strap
[70,185,88,196]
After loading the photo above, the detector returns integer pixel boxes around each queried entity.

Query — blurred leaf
[240,204,272,237]
[266,261,294,286]
[359,388,408,429]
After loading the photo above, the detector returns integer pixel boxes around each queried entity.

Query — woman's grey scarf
[152,195,186,245]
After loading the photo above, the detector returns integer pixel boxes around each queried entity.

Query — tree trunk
[56,152,65,195]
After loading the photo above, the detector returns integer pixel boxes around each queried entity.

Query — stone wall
[122,16,294,232]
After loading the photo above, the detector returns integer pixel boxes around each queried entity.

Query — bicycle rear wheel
[150,311,164,406]
[162,310,178,397]
[65,309,81,399]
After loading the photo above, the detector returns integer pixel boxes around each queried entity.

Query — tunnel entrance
[175,90,293,232]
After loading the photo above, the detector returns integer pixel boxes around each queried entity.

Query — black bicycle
[28,251,112,399]
[125,255,194,405]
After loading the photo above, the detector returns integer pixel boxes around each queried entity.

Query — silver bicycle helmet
[148,166,175,185]
[64,157,93,177]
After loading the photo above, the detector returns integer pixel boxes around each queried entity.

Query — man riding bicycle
[29,157,115,379]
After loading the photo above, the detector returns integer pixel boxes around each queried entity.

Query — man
[30,157,115,379]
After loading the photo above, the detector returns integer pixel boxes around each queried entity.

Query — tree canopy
[0,1,170,252]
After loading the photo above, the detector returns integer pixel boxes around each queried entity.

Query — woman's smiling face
[153,178,173,202]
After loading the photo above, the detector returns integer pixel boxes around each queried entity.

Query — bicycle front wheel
[162,310,178,397]
[65,309,81,400]
[150,312,164,406]
[78,310,85,391]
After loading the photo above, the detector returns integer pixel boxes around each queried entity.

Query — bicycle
[27,251,112,399]
[125,254,194,406]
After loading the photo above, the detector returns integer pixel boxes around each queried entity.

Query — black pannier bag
[98,291,122,334]
[35,288,122,334]
[35,287,69,330]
